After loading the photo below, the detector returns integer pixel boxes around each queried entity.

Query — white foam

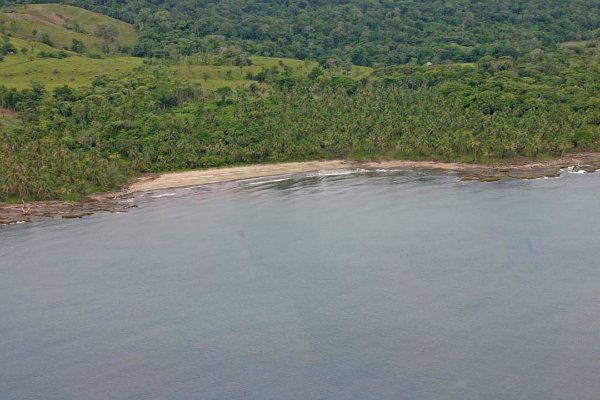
[316,169,354,176]
[152,192,177,198]
[375,168,404,173]
[560,166,587,174]
[249,178,291,185]
[307,170,347,177]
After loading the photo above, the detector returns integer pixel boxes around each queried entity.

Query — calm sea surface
[1,169,600,400]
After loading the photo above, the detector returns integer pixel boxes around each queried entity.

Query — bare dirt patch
[30,7,70,25]
[0,108,18,118]
[4,12,49,25]
[0,108,19,126]
[4,9,69,27]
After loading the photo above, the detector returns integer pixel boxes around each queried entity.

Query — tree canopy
[4,0,600,65]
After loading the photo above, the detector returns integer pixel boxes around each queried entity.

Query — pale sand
[126,153,600,193]
[128,160,357,192]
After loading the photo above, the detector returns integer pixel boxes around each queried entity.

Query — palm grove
[1,0,600,202]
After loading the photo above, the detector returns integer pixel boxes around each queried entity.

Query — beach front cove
[1,168,600,399]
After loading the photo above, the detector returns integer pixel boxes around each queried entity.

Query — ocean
[1,168,599,399]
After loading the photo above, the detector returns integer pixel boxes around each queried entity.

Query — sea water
[1,169,600,400]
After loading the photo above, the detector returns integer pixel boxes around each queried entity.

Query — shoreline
[2,153,600,225]
[126,153,600,192]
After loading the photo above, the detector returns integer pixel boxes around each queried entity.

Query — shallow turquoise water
[1,170,600,399]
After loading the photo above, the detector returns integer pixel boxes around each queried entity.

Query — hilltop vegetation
[0,4,142,88]
[0,3,136,54]
[6,0,600,65]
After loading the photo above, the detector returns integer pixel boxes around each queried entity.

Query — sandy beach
[127,153,600,192]
[2,153,600,225]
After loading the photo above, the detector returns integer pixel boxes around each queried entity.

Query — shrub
[1,42,18,55]
[39,33,53,47]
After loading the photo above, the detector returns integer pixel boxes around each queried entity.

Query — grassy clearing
[0,51,143,89]
[1,52,370,90]
[172,55,373,89]
[1,3,137,54]
[171,63,257,90]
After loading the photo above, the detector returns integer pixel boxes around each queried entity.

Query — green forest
[5,0,600,65]
[1,1,600,203]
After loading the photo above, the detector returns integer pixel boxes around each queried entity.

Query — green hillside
[0,6,370,90]
[0,51,143,89]
[0,3,137,53]
[25,0,600,65]
[0,44,367,90]
[0,4,143,88]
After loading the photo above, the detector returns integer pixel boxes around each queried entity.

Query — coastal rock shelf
[0,199,135,225]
